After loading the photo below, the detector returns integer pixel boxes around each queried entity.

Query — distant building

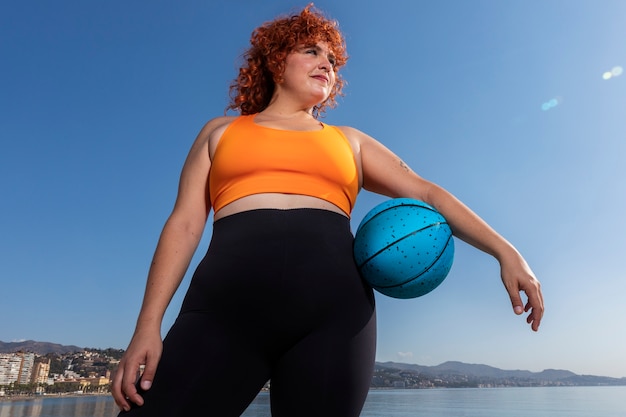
[0,352,35,385]
[0,354,22,385]
[31,359,51,384]
[18,352,35,384]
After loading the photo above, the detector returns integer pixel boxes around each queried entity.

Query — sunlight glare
[602,66,623,80]
[541,97,562,111]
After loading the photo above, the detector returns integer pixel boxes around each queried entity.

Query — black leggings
[121,209,377,417]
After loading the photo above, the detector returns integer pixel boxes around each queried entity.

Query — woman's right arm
[111,116,232,412]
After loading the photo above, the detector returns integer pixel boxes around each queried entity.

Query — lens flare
[602,66,622,80]
[541,97,562,111]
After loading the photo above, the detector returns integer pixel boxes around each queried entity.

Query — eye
[302,47,336,68]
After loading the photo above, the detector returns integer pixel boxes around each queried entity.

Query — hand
[499,252,544,331]
[111,329,163,412]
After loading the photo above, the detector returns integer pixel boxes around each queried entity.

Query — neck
[264,90,321,118]
[259,107,315,120]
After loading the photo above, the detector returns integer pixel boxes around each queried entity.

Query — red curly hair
[226,4,348,118]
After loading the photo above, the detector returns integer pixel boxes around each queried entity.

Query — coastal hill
[373,361,626,388]
[0,340,84,355]
[2,340,625,388]
[379,360,577,380]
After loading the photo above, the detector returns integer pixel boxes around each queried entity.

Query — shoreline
[0,393,112,402]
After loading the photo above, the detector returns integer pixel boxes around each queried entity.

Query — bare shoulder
[335,125,363,138]
[335,125,378,143]
[334,125,365,153]
[335,125,384,155]
[197,115,237,157]
[199,115,238,140]
[182,116,238,167]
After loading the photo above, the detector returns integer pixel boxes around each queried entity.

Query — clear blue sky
[1,1,625,378]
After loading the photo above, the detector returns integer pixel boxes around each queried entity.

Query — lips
[311,74,329,83]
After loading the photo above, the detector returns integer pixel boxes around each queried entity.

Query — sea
[1,387,624,417]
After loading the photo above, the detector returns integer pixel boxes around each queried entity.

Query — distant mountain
[375,360,626,387]
[0,340,83,355]
[377,360,576,379]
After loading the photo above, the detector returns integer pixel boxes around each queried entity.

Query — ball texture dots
[353,198,455,299]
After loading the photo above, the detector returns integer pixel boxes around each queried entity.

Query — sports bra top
[209,114,359,216]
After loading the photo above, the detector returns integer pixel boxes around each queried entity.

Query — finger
[115,393,131,413]
[507,288,524,315]
[524,298,543,330]
[123,367,144,408]
[140,356,158,392]
[528,309,542,331]
[524,286,544,331]
[111,368,131,411]
[123,372,143,405]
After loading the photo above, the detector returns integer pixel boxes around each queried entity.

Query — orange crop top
[209,114,359,216]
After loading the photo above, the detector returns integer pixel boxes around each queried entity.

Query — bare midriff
[212,193,346,221]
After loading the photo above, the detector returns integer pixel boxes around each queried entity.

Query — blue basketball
[353,198,455,299]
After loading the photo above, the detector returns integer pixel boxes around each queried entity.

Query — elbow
[164,211,208,243]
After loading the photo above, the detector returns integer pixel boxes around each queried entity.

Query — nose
[318,55,332,72]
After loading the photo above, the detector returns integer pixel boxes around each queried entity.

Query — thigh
[269,309,377,417]
[120,311,271,417]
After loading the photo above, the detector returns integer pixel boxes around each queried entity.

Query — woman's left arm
[344,126,544,331]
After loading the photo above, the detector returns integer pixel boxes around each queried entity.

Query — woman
[111,5,544,416]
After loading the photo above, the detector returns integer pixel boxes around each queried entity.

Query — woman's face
[279,41,337,105]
